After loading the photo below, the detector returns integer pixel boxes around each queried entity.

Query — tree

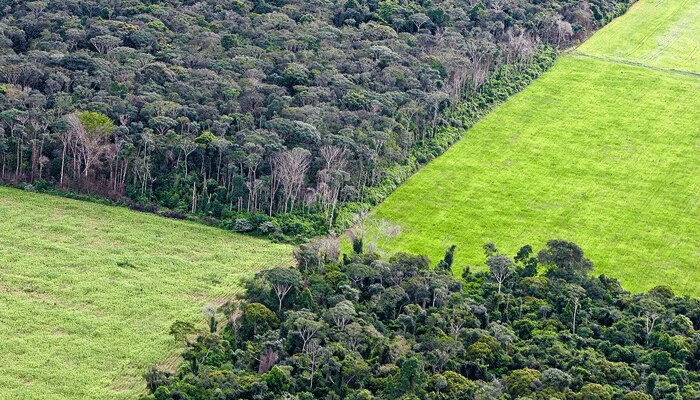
[66,112,114,177]
[241,302,279,338]
[325,300,356,329]
[267,267,302,312]
[506,368,541,398]
[169,320,196,345]
[437,245,456,272]
[487,254,513,293]
[393,357,428,398]
[637,297,663,337]
[565,284,586,334]
[539,239,594,278]
[263,365,293,393]
[286,310,325,351]
[90,35,122,54]
[579,383,611,400]
[270,148,310,213]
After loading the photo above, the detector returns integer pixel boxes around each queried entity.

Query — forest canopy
[0,0,634,240]
[145,239,700,399]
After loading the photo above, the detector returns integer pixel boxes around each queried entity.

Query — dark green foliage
[146,239,700,399]
[0,0,635,241]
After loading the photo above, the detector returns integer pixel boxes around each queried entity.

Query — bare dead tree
[65,113,111,177]
[272,148,311,213]
[365,219,402,256]
[58,124,74,184]
[305,339,324,389]
[317,145,348,228]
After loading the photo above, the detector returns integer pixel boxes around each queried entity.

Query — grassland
[578,0,700,73]
[365,0,700,296]
[0,187,292,400]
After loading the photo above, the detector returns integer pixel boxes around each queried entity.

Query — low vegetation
[578,0,700,73]
[144,239,700,400]
[0,187,291,399]
[363,0,700,296]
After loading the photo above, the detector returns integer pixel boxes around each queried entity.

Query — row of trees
[0,0,636,239]
[144,239,700,399]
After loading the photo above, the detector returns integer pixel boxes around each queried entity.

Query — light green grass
[0,187,292,400]
[578,0,700,73]
[367,55,700,296]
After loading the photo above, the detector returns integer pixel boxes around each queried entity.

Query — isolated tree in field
[483,242,499,257]
[366,219,402,255]
[266,267,302,311]
[487,254,514,293]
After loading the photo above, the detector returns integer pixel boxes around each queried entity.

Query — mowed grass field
[365,0,700,296]
[0,187,292,399]
[578,0,700,73]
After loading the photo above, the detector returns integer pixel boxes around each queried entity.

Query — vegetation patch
[365,54,700,296]
[143,239,700,399]
[0,187,292,399]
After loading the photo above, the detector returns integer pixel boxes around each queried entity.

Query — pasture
[0,187,292,399]
[578,0,700,73]
[366,53,700,295]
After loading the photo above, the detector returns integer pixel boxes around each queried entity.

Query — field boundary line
[569,51,700,79]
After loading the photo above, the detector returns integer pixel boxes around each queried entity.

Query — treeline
[0,0,635,240]
[144,240,700,400]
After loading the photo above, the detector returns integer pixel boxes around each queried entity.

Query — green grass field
[365,0,700,296]
[578,0,700,73]
[0,187,292,399]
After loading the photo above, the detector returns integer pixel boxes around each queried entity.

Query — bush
[232,218,254,232]
[160,209,188,220]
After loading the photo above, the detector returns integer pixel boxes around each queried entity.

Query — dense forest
[144,240,700,400]
[0,0,634,240]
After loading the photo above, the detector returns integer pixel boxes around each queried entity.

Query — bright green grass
[578,0,700,73]
[0,187,292,400]
[367,55,700,296]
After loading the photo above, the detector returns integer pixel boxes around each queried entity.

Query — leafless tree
[365,219,402,256]
[317,145,347,228]
[58,123,74,184]
[270,148,310,213]
[65,113,111,177]
[566,284,586,334]
[504,30,536,65]
[305,339,324,389]
[257,347,279,374]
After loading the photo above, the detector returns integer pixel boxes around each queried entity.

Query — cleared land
[0,187,292,399]
[366,0,700,296]
[578,0,700,73]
